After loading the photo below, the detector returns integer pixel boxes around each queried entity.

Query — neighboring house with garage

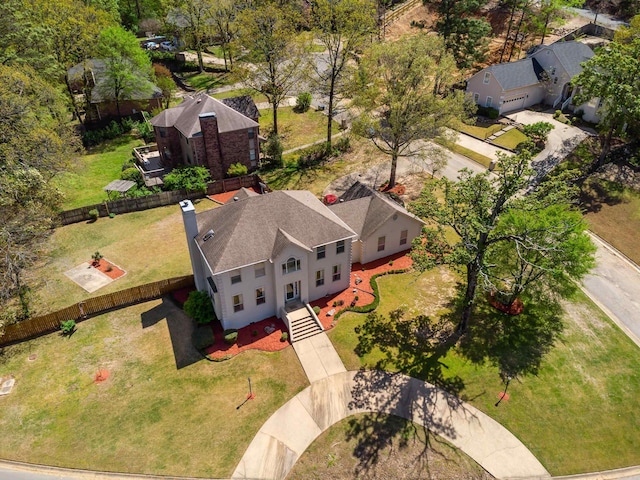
[329,182,425,265]
[466,41,600,122]
[180,184,423,339]
[150,93,259,180]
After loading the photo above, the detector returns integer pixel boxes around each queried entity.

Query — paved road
[582,234,640,348]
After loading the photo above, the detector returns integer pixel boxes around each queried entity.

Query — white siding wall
[307,239,352,300]
[530,49,568,103]
[273,244,311,316]
[351,240,363,264]
[360,215,423,265]
[466,71,504,111]
[498,85,544,114]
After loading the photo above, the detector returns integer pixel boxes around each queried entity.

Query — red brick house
[150,93,260,180]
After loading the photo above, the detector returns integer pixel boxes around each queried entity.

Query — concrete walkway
[453,130,512,161]
[232,370,550,480]
[292,333,346,383]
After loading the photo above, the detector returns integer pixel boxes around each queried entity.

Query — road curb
[588,231,640,276]
[552,465,640,479]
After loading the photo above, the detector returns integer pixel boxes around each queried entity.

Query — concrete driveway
[505,110,590,181]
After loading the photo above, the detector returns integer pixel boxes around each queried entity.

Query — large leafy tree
[0,66,80,324]
[210,0,241,72]
[572,39,640,168]
[168,0,213,73]
[410,149,596,334]
[531,0,583,44]
[312,0,377,147]
[436,0,491,69]
[238,2,311,136]
[96,26,155,119]
[614,14,640,44]
[352,34,468,189]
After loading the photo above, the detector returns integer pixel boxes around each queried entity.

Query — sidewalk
[232,370,550,480]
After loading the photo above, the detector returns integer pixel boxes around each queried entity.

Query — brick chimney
[180,200,205,291]
[199,112,224,180]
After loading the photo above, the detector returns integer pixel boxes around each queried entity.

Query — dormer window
[282,257,301,274]
[483,72,491,84]
[317,245,326,260]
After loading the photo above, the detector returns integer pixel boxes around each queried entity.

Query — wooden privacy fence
[0,275,195,347]
[59,174,267,225]
[381,0,421,27]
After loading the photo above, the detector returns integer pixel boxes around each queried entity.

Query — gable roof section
[221,95,260,120]
[224,187,259,204]
[484,58,541,91]
[330,182,425,240]
[532,41,594,78]
[150,93,259,138]
[195,191,356,274]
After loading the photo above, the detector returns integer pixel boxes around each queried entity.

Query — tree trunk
[593,126,615,171]
[500,1,518,62]
[508,6,527,61]
[197,47,204,73]
[458,263,480,334]
[272,100,279,136]
[540,12,550,44]
[327,75,336,147]
[65,75,84,125]
[388,151,398,189]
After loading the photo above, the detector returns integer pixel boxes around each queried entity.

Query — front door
[285,282,300,302]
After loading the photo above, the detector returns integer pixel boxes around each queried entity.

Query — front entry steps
[285,304,323,342]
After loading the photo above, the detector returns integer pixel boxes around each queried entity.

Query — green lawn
[0,300,307,477]
[181,70,237,91]
[581,178,640,265]
[29,200,217,315]
[289,414,492,479]
[456,122,503,139]
[55,135,144,210]
[491,128,529,150]
[259,106,340,150]
[328,268,640,475]
[211,88,268,104]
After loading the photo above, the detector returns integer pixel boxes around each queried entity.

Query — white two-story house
[180,183,424,338]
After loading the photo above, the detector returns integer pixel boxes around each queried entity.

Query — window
[332,264,341,282]
[248,128,255,139]
[483,72,491,84]
[553,77,558,84]
[316,270,324,287]
[317,245,326,260]
[231,270,242,284]
[336,240,345,254]
[255,264,265,278]
[550,66,556,75]
[400,230,408,246]
[282,257,301,274]
[486,96,493,108]
[233,294,243,312]
[256,288,265,305]
[377,236,386,252]
[250,149,256,161]
[473,93,479,103]
[159,127,167,138]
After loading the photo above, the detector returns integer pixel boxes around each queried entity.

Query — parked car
[160,41,176,51]
[145,42,159,50]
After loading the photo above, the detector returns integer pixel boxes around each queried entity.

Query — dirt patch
[94,369,110,384]
[93,259,126,280]
[384,4,438,42]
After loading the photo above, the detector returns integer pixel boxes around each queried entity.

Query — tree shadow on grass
[141,297,201,369]
[579,176,627,214]
[347,308,472,477]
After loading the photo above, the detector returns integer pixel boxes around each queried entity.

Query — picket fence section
[59,174,265,225]
[0,275,194,347]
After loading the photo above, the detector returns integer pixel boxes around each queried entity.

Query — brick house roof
[150,92,258,138]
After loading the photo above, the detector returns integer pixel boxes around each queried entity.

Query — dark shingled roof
[329,182,424,240]
[195,191,356,274]
[224,187,259,204]
[532,41,594,78]
[486,58,540,91]
[150,93,258,138]
[221,96,260,120]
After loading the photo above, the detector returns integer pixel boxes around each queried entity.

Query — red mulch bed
[380,183,406,195]
[204,317,289,359]
[94,369,110,383]
[92,259,126,280]
[488,292,524,315]
[208,187,260,204]
[310,250,413,330]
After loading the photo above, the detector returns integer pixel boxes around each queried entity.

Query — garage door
[502,95,526,112]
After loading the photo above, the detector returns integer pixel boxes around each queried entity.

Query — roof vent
[202,229,215,241]
[233,196,239,202]
[197,97,202,103]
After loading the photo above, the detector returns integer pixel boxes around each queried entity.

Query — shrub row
[82,118,153,147]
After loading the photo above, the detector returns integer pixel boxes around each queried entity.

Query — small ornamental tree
[294,92,312,113]
[183,290,215,324]
[522,121,554,146]
[162,166,211,193]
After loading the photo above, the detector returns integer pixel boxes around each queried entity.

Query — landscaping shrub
[91,251,103,265]
[334,135,351,153]
[262,133,283,167]
[224,329,238,344]
[82,120,130,147]
[280,332,289,342]
[163,166,211,193]
[193,324,215,350]
[476,106,499,119]
[60,319,76,336]
[135,120,154,142]
[121,167,144,187]
[109,213,116,219]
[122,159,136,171]
[313,306,321,315]
[227,162,248,177]
[294,92,312,113]
[88,209,99,222]
[183,290,216,324]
